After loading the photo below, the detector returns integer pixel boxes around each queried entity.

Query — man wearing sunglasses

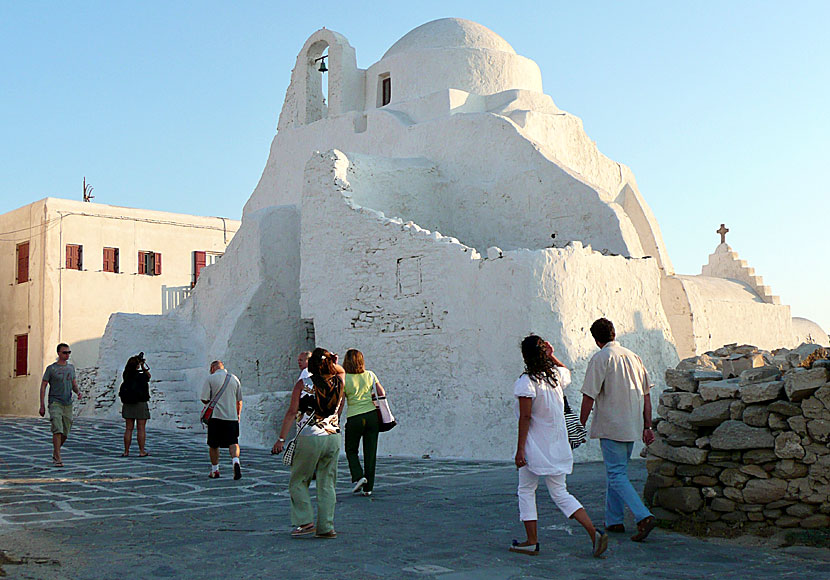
[39,343,82,467]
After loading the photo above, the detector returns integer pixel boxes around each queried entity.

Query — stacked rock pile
[645,342,830,534]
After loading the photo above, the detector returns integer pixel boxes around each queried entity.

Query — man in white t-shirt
[200,360,243,480]
[297,350,311,382]
[580,318,656,542]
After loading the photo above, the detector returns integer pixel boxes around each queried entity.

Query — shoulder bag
[562,394,587,449]
[283,412,317,467]
[200,373,232,426]
[373,376,397,432]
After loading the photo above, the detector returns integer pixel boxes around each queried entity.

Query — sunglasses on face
[60,351,71,355]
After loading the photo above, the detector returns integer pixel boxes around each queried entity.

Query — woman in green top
[343,349,386,496]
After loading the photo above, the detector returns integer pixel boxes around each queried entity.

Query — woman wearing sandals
[273,348,345,539]
[342,349,385,497]
[510,335,608,558]
[120,354,151,457]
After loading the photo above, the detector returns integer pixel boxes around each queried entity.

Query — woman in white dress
[510,334,608,558]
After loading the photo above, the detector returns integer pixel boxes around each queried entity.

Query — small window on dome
[377,73,391,107]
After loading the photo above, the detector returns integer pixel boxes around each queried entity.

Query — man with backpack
[200,360,243,480]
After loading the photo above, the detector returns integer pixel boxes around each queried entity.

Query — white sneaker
[351,477,367,493]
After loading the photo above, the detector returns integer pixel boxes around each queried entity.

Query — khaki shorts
[48,402,73,435]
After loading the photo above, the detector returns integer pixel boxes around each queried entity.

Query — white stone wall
[673,275,794,354]
[299,150,678,460]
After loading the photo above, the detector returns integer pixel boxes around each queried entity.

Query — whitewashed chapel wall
[299,150,678,460]
[672,275,794,355]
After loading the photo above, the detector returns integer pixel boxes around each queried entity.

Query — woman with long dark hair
[273,347,345,538]
[510,335,607,557]
[119,354,151,457]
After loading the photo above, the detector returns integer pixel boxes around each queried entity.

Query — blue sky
[1,1,828,333]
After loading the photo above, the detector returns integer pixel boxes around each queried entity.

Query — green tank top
[344,370,378,418]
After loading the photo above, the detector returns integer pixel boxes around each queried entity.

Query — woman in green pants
[273,348,344,538]
[343,349,386,496]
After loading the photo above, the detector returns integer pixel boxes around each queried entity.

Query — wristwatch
[278,437,285,442]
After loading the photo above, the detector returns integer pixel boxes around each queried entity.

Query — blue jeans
[600,439,652,526]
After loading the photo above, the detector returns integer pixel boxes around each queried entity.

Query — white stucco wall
[791,317,829,346]
[672,274,794,353]
[82,205,311,435]
[299,150,678,460]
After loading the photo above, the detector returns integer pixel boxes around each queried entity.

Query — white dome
[383,18,516,58]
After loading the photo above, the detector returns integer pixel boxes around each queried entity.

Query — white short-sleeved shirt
[200,369,242,422]
[514,367,574,476]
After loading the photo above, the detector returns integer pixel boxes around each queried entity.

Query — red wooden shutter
[194,251,206,285]
[138,251,146,274]
[15,334,28,377]
[17,242,29,283]
[66,244,82,270]
[103,247,119,273]
[154,252,162,275]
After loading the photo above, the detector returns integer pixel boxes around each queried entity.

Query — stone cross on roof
[717,223,729,244]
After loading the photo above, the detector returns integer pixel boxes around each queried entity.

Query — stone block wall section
[646,342,830,535]
[701,243,780,305]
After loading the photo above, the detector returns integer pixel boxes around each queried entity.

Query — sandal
[315,530,337,539]
[138,452,150,457]
[52,458,64,468]
[631,515,656,542]
[291,524,316,538]
[121,452,129,457]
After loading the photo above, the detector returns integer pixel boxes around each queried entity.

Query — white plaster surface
[299,150,678,460]
[792,317,830,346]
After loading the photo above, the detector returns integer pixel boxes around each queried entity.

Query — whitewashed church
[80,19,827,460]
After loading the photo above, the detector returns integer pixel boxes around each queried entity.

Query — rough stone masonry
[645,342,830,535]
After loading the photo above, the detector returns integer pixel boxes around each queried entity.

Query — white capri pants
[518,466,583,521]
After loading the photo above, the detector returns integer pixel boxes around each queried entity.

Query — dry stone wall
[646,342,830,534]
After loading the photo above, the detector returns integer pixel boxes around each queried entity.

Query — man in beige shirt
[580,318,657,542]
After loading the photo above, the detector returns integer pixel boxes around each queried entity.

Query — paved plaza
[1,417,830,579]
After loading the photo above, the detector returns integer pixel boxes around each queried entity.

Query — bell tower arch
[278,29,365,130]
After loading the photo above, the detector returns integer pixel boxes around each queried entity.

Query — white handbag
[373,380,397,432]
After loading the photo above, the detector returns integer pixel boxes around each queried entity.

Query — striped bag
[563,395,587,449]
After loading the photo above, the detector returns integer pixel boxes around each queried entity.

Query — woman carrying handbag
[273,348,344,539]
[342,349,387,497]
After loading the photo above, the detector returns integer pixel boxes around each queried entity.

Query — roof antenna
[83,177,94,202]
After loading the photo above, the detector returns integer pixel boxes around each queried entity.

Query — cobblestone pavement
[1,417,829,579]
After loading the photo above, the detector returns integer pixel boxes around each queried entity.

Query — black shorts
[207,418,239,448]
